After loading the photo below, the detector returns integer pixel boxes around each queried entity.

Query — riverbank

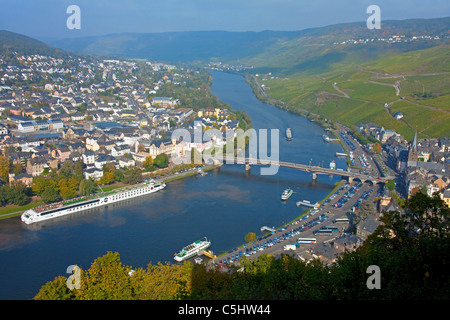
[243,72,360,171]
[215,178,346,259]
[0,163,222,221]
[244,73,338,131]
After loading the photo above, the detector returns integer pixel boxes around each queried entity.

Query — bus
[313,229,333,236]
[333,218,349,224]
[322,226,339,231]
[297,238,317,244]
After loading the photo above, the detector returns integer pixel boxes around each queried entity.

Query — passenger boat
[286,128,292,141]
[322,134,330,142]
[21,181,166,224]
[174,237,211,262]
[281,188,293,200]
[329,160,336,170]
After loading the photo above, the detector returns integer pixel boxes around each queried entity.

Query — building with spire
[407,131,419,167]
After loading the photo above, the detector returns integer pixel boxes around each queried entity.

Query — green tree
[154,153,169,169]
[32,176,58,196]
[113,170,124,182]
[79,179,98,196]
[403,189,449,240]
[342,191,450,299]
[34,276,77,300]
[102,162,116,173]
[41,187,62,204]
[12,163,23,176]
[73,160,84,182]
[78,102,87,114]
[98,172,115,185]
[58,178,78,199]
[372,142,382,154]
[59,160,74,180]
[33,251,193,300]
[131,261,193,300]
[143,156,154,171]
[123,167,142,185]
[386,180,395,192]
[76,252,135,300]
[244,232,257,243]
[2,181,29,206]
[0,155,9,183]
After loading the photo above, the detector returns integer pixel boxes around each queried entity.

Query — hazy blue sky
[0,0,449,40]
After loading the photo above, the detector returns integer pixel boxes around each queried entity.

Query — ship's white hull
[21,182,165,225]
[174,239,211,262]
[281,189,293,200]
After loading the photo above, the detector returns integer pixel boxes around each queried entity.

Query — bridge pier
[245,163,251,171]
[348,176,353,183]
[312,172,317,180]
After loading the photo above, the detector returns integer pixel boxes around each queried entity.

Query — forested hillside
[0,30,79,59]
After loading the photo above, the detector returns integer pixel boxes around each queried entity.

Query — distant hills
[49,30,303,64]
[46,17,450,65]
[2,17,449,68]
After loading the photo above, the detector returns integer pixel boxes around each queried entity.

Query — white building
[17,119,63,133]
[82,151,95,165]
[84,168,103,180]
[111,145,131,157]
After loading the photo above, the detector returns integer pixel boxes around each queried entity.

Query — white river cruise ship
[174,238,211,262]
[21,181,166,224]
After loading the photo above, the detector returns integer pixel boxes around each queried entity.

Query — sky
[0,0,449,41]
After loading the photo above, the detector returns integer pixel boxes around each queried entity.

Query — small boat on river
[281,188,293,200]
[286,128,292,141]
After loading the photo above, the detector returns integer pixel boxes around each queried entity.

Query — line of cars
[218,213,331,267]
[358,154,372,170]
[322,182,351,206]
[333,182,363,208]
[340,132,356,152]
[340,130,375,174]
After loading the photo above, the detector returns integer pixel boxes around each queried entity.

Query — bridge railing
[223,156,391,181]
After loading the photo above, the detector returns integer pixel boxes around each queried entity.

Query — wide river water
[0,71,346,299]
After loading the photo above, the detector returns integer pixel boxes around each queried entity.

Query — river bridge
[221,156,392,184]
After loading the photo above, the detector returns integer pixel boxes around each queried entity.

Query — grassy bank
[0,200,44,220]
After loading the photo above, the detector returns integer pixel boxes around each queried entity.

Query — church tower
[407,131,419,167]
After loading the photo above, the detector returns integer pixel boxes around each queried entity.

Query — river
[0,71,346,300]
